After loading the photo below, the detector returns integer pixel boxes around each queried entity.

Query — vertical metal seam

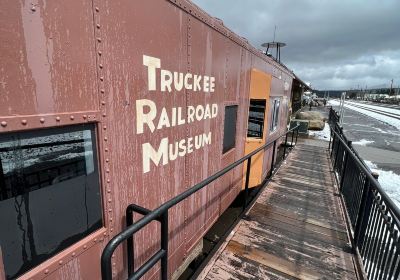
[90,0,114,265]
[183,13,191,258]
[237,48,245,192]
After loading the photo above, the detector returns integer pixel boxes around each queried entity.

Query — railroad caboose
[0,0,300,279]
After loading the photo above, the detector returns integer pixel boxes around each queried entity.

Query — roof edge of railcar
[170,0,295,79]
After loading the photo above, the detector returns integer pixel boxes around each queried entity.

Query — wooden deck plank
[234,220,352,260]
[259,184,342,212]
[256,192,345,226]
[208,250,296,280]
[230,226,356,278]
[250,202,347,235]
[262,182,342,205]
[241,211,349,247]
[199,141,359,280]
[258,202,347,233]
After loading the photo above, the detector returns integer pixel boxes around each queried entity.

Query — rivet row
[94,3,114,233]
[1,115,83,127]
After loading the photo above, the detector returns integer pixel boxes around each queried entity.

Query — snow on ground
[328,100,400,209]
[364,160,400,209]
[352,139,374,146]
[308,122,330,141]
[347,101,400,115]
[329,100,400,130]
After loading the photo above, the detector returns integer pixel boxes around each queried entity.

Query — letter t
[143,55,161,91]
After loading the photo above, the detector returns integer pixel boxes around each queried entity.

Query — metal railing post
[354,173,378,248]
[161,211,169,280]
[333,127,343,169]
[283,133,288,159]
[295,126,299,145]
[101,245,114,279]
[339,126,343,136]
[243,157,252,211]
[339,140,352,191]
[328,127,332,150]
[290,130,294,148]
[330,127,335,158]
[126,207,134,276]
[269,141,276,177]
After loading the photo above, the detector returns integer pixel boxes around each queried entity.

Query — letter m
[142,138,169,173]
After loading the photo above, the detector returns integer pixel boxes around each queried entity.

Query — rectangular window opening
[0,124,103,279]
[247,99,266,139]
[223,105,238,154]
[270,99,280,132]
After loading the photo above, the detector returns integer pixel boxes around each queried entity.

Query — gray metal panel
[290,120,309,134]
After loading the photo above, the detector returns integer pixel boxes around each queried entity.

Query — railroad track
[345,102,400,120]
[358,101,400,110]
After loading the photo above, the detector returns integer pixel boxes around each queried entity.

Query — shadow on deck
[198,139,359,280]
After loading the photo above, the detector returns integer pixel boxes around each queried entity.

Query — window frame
[247,99,267,139]
[270,99,281,132]
[0,123,105,279]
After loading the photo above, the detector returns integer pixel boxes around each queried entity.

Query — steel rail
[343,102,400,120]
[355,101,400,111]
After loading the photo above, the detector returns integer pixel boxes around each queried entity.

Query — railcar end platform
[198,138,360,280]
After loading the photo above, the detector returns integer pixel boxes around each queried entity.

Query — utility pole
[390,79,394,96]
[339,92,347,125]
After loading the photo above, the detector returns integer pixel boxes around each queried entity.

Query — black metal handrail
[101,125,300,280]
[328,108,400,279]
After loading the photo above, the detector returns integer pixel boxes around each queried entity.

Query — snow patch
[308,122,330,141]
[329,100,400,130]
[352,139,374,146]
[364,160,400,208]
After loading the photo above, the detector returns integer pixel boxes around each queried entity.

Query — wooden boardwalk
[198,140,359,280]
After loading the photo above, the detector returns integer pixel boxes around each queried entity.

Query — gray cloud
[191,0,400,90]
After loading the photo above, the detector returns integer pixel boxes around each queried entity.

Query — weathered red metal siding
[0,1,105,279]
[93,0,190,277]
[0,0,294,279]
[183,15,251,256]
[94,1,253,276]
[0,0,99,128]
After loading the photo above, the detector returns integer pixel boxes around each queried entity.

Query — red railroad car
[0,0,297,279]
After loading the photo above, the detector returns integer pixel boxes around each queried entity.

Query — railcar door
[243,69,272,188]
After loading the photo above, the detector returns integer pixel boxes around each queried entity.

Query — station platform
[198,139,360,280]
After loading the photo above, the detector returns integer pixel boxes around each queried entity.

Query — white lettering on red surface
[140,55,218,173]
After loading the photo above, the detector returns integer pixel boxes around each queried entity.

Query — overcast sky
[191,0,400,90]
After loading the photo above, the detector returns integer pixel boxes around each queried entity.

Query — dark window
[270,99,280,132]
[0,124,103,279]
[247,99,266,138]
[223,105,238,153]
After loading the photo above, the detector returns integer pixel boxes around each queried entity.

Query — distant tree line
[315,87,399,98]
